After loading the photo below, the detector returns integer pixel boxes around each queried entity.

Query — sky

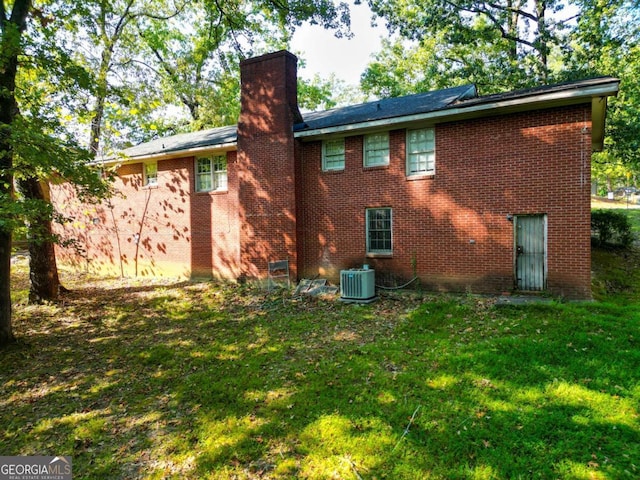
[290,3,389,86]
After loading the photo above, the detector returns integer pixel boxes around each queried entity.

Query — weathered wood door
[515,215,547,291]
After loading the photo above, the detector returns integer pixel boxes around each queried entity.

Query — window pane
[145,162,158,186]
[213,156,228,191]
[196,156,227,192]
[367,208,392,253]
[197,159,212,174]
[323,139,345,171]
[364,133,389,167]
[214,171,227,190]
[407,128,435,175]
[196,158,212,191]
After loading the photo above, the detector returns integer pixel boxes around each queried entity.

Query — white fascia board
[591,96,608,151]
[90,142,238,167]
[294,81,620,140]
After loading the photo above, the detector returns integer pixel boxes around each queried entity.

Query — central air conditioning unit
[340,269,376,303]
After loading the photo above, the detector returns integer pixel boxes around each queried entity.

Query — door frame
[513,214,547,291]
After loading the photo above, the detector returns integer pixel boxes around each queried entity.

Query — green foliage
[366,0,571,94]
[363,0,640,175]
[562,0,640,166]
[591,209,635,247]
[591,152,634,194]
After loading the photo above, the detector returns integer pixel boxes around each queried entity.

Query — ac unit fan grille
[340,269,375,301]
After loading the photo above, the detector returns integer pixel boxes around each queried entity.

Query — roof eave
[90,142,238,167]
[294,80,620,142]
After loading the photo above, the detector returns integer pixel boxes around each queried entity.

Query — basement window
[366,207,392,255]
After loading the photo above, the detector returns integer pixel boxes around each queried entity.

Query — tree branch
[486,1,539,23]
[135,0,190,22]
[0,1,6,31]
[9,0,31,33]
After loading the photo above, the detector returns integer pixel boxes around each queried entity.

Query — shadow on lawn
[2,280,639,479]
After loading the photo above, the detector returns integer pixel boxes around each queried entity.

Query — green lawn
[2,245,639,478]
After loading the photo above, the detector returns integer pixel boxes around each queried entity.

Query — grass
[2,242,640,478]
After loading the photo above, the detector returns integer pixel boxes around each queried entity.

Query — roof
[110,76,618,162]
[293,84,477,132]
[116,125,237,161]
[457,76,618,107]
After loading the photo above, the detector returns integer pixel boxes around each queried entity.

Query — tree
[11,2,112,304]
[366,0,575,91]
[364,0,639,173]
[0,0,32,345]
[134,0,353,132]
[563,0,640,166]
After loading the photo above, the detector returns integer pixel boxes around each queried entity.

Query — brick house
[52,50,619,299]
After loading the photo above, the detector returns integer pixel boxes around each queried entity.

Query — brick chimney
[237,50,301,280]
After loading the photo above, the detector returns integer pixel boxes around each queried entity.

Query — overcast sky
[290,3,389,86]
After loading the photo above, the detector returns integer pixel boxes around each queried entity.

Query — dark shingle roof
[454,76,617,108]
[115,76,617,160]
[121,125,237,159]
[294,84,477,132]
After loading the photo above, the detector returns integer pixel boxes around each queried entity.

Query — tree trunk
[0,0,32,346]
[27,231,61,303]
[0,230,15,345]
[0,99,15,344]
[0,124,16,345]
[535,0,550,81]
[17,176,62,303]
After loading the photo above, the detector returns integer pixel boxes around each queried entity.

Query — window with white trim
[364,132,389,167]
[366,208,392,254]
[144,162,158,186]
[195,155,227,192]
[322,138,345,171]
[407,127,435,176]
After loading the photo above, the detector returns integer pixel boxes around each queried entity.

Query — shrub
[591,209,634,247]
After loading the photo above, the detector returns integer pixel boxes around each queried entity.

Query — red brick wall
[190,151,241,279]
[237,51,301,279]
[52,53,594,300]
[52,152,241,279]
[297,105,593,299]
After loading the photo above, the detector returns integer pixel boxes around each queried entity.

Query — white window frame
[406,127,436,176]
[195,155,228,192]
[366,207,393,255]
[364,132,390,167]
[322,138,345,171]
[143,162,158,187]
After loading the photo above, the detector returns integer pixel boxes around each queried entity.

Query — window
[366,208,392,254]
[407,127,435,176]
[322,138,345,171]
[364,132,389,167]
[196,155,227,192]
[144,162,158,186]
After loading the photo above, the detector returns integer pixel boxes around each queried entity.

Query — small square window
[196,156,227,192]
[364,132,389,167]
[322,138,345,171]
[144,162,158,186]
[366,208,392,254]
[407,127,435,176]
